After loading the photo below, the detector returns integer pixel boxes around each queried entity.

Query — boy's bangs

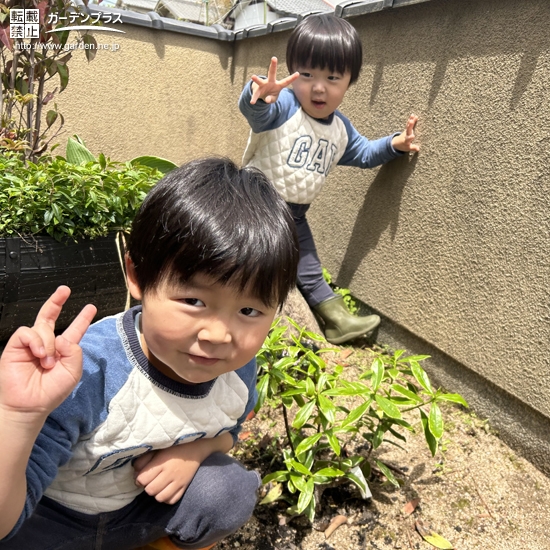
[127,158,299,306]
[301,38,349,76]
[287,14,362,83]
[166,225,296,308]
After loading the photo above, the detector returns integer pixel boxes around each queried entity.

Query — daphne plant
[255,319,468,521]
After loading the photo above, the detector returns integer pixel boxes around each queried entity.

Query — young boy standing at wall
[0,158,299,550]
[239,13,419,345]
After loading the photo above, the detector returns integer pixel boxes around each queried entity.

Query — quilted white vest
[242,108,349,204]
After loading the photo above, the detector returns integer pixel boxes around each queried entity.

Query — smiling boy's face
[126,264,277,384]
[292,66,352,119]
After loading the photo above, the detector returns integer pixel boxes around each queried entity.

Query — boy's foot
[144,538,216,550]
[312,295,380,344]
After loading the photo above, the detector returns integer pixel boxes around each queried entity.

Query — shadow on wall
[359,0,546,112]
[336,154,418,288]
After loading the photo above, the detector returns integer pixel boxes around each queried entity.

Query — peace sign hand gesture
[250,56,300,105]
[0,286,97,422]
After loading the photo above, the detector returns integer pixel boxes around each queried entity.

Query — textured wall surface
[58,26,240,163]
[305,0,550,471]
[59,0,550,470]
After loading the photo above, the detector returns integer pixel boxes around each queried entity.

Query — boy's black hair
[126,157,299,307]
[286,14,363,85]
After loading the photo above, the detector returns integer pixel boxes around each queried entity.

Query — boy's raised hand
[391,114,420,153]
[0,286,97,420]
[250,56,300,105]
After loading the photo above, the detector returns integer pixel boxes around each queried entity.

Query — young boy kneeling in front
[0,158,299,550]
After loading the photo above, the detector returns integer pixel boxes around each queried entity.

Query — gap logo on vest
[287,136,338,174]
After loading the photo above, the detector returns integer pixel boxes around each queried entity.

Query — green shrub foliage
[0,151,162,241]
[255,319,468,521]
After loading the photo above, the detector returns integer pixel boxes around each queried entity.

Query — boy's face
[292,66,352,119]
[127,269,277,385]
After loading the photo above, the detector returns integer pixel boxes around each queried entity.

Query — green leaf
[292,400,316,430]
[375,394,402,419]
[316,372,328,393]
[314,467,344,478]
[51,203,63,223]
[393,350,405,361]
[388,426,407,443]
[411,361,433,394]
[420,409,438,456]
[297,478,314,513]
[259,482,282,504]
[374,459,400,487]
[423,532,454,549]
[262,471,289,484]
[58,29,70,47]
[295,433,322,456]
[341,400,371,427]
[290,473,308,492]
[98,153,107,170]
[57,62,69,92]
[436,393,468,408]
[370,425,385,449]
[305,377,315,397]
[371,357,384,391]
[391,384,423,403]
[66,136,96,165]
[346,472,368,495]
[255,373,269,411]
[46,109,58,128]
[304,496,316,522]
[81,33,98,62]
[429,402,444,439]
[317,394,335,424]
[130,155,177,174]
[288,460,311,477]
[326,431,341,456]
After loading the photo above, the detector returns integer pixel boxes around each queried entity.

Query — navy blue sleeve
[228,358,258,444]
[238,82,300,134]
[5,356,108,538]
[336,111,405,168]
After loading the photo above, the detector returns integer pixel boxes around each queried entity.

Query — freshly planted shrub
[255,319,468,521]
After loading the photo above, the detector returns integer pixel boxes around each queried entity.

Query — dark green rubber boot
[313,295,380,345]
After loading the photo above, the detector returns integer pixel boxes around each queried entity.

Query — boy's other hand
[391,114,420,153]
[250,56,300,105]
[133,444,203,505]
[133,433,233,504]
[0,286,96,421]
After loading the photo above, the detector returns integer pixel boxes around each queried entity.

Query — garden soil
[217,292,550,550]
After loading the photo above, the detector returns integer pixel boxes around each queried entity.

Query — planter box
[0,233,130,343]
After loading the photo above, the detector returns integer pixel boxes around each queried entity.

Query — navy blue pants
[287,202,336,308]
[0,453,260,550]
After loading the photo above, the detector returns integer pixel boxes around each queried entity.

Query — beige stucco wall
[58,25,240,162]
[58,0,550,472]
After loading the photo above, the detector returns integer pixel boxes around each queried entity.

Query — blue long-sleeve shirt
[239,83,403,204]
[9,306,257,537]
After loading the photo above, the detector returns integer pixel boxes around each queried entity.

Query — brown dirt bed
[220,347,550,550]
